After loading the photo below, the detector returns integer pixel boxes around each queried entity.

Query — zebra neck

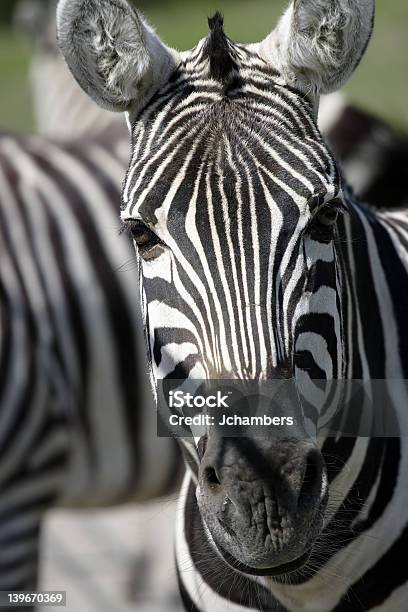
[337,194,408,381]
[176,436,403,612]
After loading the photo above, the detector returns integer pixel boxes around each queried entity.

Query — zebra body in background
[58,0,408,611]
[0,3,184,607]
[319,95,408,209]
[0,131,181,595]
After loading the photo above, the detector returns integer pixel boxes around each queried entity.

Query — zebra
[14,0,408,210]
[0,130,182,598]
[9,3,186,606]
[57,0,408,611]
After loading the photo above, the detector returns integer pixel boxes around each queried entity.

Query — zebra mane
[205,12,237,84]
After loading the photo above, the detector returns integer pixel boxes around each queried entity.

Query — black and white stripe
[0,132,181,594]
[133,68,408,612]
[15,0,408,212]
[1,3,183,599]
[56,1,408,611]
[117,26,408,612]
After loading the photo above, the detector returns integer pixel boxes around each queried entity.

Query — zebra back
[0,131,181,508]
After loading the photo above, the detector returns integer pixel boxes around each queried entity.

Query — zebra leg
[0,443,65,608]
[0,511,42,612]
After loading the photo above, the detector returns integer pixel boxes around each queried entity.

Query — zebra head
[58,0,375,575]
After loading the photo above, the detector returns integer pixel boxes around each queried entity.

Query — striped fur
[120,39,408,612]
[0,132,181,593]
[15,0,408,213]
[56,2,408,610]
[3,1,182,600]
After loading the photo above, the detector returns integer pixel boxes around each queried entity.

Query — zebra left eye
[123,219,163,259]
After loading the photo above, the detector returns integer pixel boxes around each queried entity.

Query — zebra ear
[263,0,375,95]
[56,0,178,112]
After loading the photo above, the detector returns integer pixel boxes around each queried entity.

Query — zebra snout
[296,447,327,511]
[197,436,328,574]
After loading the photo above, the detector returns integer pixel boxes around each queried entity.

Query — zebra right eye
[123,219,163,260]
[315,206,338,227]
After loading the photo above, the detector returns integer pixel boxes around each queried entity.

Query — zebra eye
[123,219,163,260]
[316,206,338,227]
[307,205,339,241]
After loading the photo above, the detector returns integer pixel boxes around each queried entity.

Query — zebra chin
[196,434,328,575]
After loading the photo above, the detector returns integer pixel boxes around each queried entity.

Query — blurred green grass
[0,28,33,132]
[0,0,407,133]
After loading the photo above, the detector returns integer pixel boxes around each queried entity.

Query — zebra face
[121,43,343,386]
[58,0,374,577]
[118,24,342,574]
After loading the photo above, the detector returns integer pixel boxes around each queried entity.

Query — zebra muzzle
[197,434,328,573]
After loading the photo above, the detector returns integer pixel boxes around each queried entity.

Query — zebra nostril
[204,466,222,491]
[297,449,323,509]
